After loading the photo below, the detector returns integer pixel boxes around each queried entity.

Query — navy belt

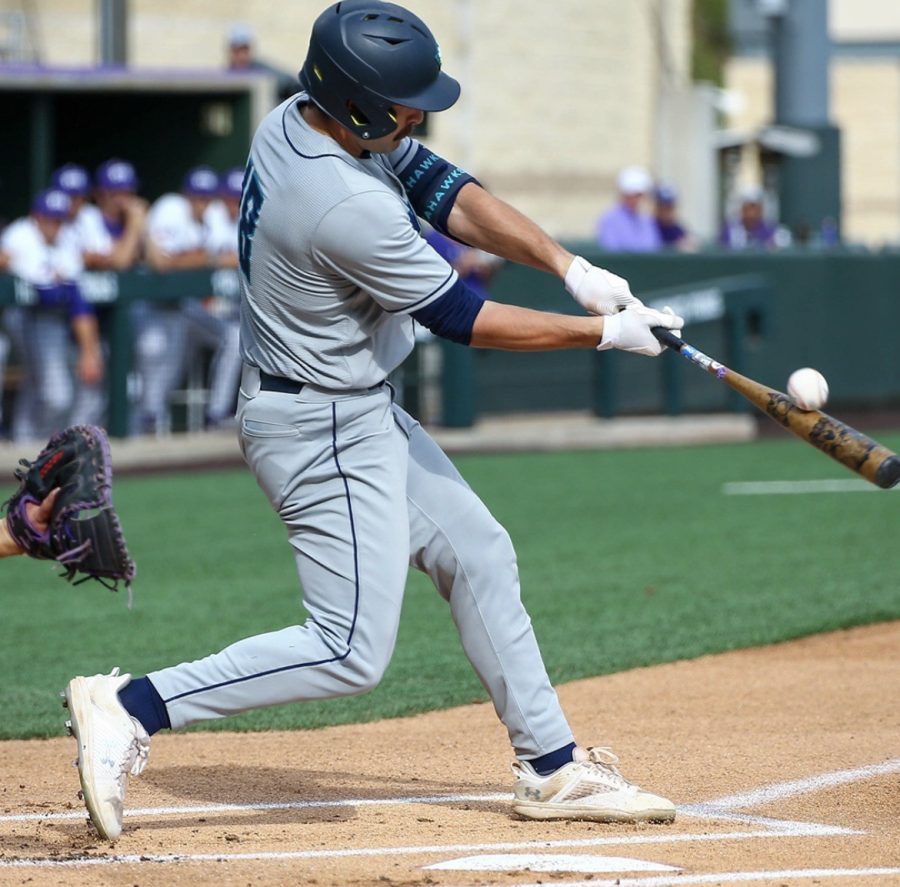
[259,371,305,394]
[259,372,387,395]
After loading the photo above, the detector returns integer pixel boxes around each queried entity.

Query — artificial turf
[2,431,898,739]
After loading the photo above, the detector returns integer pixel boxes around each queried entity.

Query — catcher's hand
[2,425,136,594]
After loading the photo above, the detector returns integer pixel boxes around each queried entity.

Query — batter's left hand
[565,256,644,316]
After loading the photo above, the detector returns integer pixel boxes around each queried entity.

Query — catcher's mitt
[3,425,136,596]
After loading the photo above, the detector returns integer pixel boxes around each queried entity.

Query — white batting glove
[597,305,684,357]
[564,255,644,316]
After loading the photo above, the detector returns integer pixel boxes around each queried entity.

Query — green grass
[2,431,899,739]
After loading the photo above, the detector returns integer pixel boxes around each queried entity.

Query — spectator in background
[50,163,92,225]
[653,184,694,252]
[144,167,218,272]
[226,23,299,102]
[57,159,148,430]
[0,189,103,442]
[719,185,784,250]
[75,159,148,271]
[595,165,661,252]
[183,166,244,429]
[133,167,219,435]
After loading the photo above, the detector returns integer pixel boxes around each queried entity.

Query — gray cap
[228,23,254,47]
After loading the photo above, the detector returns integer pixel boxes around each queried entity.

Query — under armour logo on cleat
[523,787,542,800]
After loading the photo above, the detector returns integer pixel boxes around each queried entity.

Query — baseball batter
[64,1,683,842]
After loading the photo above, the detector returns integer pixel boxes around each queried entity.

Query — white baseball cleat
[63,668,150,841]
[511,746,675,823]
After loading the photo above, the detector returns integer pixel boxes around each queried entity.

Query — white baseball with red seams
[787,367,829,410]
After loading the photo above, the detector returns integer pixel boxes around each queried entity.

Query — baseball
[787,367,829,411]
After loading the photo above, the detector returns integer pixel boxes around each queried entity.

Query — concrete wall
[0,0,692,240]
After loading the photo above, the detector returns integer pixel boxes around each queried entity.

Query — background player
[186,167,244,428]
[0,189,104,443]
[72,159,148,272]
[63,0,682,841]
[133,167,217,434]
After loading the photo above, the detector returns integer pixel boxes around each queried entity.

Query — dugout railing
[0,268,237,437]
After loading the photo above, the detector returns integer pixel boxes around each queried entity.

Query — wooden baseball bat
[651,327,900,490]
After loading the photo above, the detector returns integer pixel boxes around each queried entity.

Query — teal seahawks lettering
[400,145,476,233]
[424,168,466,221]
[404,152,439,191]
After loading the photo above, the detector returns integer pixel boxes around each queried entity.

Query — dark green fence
[424,248,900,425]
[3,249,900,435]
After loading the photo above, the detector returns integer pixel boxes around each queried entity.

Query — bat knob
[874,455,900,489]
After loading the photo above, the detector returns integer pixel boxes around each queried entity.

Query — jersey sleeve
[385,138,479,236]
[75,207,114,255]
[311,189,458,315]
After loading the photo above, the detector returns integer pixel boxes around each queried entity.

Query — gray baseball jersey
[239,98,458,390]
[148,95,574,760]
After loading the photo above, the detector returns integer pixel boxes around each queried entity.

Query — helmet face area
[299,0,460,140]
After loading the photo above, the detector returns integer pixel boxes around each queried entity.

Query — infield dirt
[0,621,898,887]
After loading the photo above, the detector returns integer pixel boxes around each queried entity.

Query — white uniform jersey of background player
[63,0,683,843]
[0,188,102,443]
[138,167,242,432]
[136,168,215,434]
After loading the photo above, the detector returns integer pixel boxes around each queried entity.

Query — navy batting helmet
[298,0,460,140]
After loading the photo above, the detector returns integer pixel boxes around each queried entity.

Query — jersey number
[238,162,265,280]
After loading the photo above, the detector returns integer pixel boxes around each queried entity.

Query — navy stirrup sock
[118,676,171,735]
[528,741,577,776]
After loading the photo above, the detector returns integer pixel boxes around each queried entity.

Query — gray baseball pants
[148,368,574,758]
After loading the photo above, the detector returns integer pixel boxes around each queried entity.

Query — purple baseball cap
[95,158,139,192]
[183,166,220,197]
[32,188,72,219]
[221,167,244,198]
[50,163,91,197]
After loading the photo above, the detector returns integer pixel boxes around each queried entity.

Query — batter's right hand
[597,305,683,357]
[565,256,643,316]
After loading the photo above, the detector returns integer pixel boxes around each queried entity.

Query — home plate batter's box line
[1,757,895,870]
[0,793,855,837]
[472,869,900,887]
[0,823,860,870]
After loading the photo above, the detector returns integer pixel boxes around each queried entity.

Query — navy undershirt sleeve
[411,278,485,346]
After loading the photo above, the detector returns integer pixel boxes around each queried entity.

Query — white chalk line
[0,759,893,870]
[689,757,900,811]
[494,868,900,887]
[722,478,899,495]
[676,809,859,836]
[0,830,826,869]
[0,791,508,825]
